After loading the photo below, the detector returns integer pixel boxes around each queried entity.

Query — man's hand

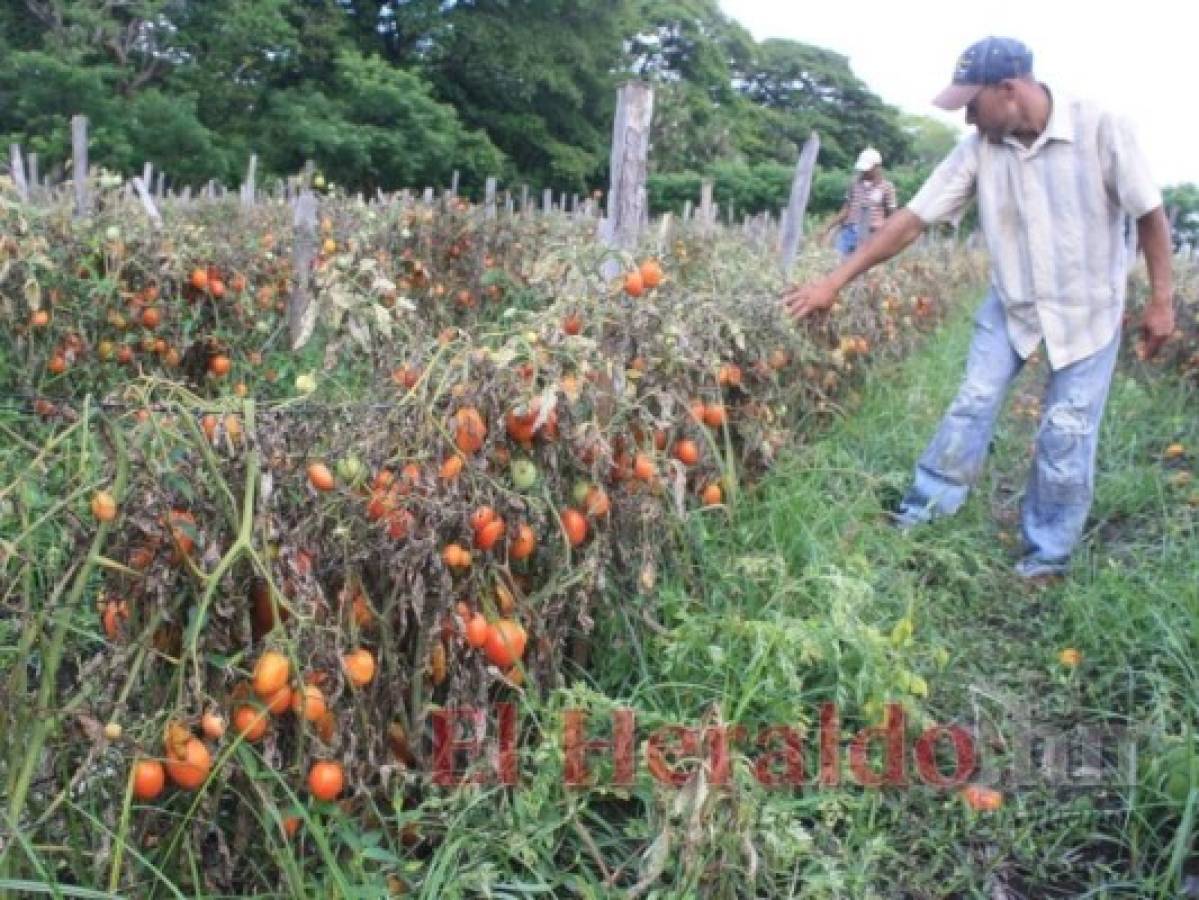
[782,276,839,320]
[1139,297,1175,358]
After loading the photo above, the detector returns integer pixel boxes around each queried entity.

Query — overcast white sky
[719,0,1197,187]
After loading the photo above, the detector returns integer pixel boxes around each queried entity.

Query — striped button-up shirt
[906,89,1162,369]
[847,177,898,233]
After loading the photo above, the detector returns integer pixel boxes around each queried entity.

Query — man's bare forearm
[1137,206,1174,308]
[826,209,927,291]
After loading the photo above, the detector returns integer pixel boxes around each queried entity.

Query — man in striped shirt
[823,148,899,257]
[782,36,1176,579]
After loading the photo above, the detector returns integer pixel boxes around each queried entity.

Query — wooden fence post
[242,154,257,209]
[132,177,163,230]
[9,144,29,202]
[520,184,529,217]
[779,132,820,272]
[484,176,497,220]
[289,191,319,350]
[699,179,714,235]
[27,153,38,200]
[71,115,89,219]
[599,80,654,275]
[542,188,553,214]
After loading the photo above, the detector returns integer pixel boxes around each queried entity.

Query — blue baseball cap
[933,37,1034,110]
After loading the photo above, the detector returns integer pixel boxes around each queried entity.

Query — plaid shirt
[846,177,898,232]
[907,90,1162,370]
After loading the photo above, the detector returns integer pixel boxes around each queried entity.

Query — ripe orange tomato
[623,270,645,297]
[702,404,727,429]
[961,784,1004,812]
[465,614,491,649]
[470,506,497,533]
[474,519,506,551]
[509,523,537,560]
[291,684,328,722]
[343,648,376,687]
[561,508,588,547]
[252,650,290,698]
[132,758,166,801]
[639,259,663,288]
[632,454,655,482]
[307,760,345,801]
[484,619,527,668]
[307,462,335,492]
[264,685,293,715]
[233,705,268,742]
[91,491,118,522]
[165,737,211,791]
[673,439,700,466]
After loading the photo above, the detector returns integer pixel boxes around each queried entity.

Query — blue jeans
[836,223,860,257]
[895,290,1120,568]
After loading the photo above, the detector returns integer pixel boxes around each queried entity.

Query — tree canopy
[14,0,1180,218]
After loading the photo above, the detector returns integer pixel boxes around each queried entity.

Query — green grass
[574,293,1199,897]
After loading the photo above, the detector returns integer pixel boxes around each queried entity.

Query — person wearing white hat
[821,147,898,258]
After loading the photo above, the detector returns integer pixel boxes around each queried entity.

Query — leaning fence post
[289,190,320,350]
[132,177,163,230]
[599,80,654,277]
[71,115,89,219]
[779,133,821,273]
[9,144,29,203]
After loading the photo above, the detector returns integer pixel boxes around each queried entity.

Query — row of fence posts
[4,83,847,348]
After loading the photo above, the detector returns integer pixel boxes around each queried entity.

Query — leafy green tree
[738,39,911,171]
[1163,183,1199,252]
[900,114,960,166]
[255,51,504,191]
[416,0,636,192]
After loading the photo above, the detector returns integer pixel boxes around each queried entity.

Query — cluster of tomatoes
[622,258,664,297]
[128,648,377,814]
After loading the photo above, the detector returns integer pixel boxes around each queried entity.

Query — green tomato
[511,459,538,491]
[572,481,592,506]
[337,455,367,486]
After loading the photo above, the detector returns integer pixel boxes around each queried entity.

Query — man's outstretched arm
[783,209,927,319]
